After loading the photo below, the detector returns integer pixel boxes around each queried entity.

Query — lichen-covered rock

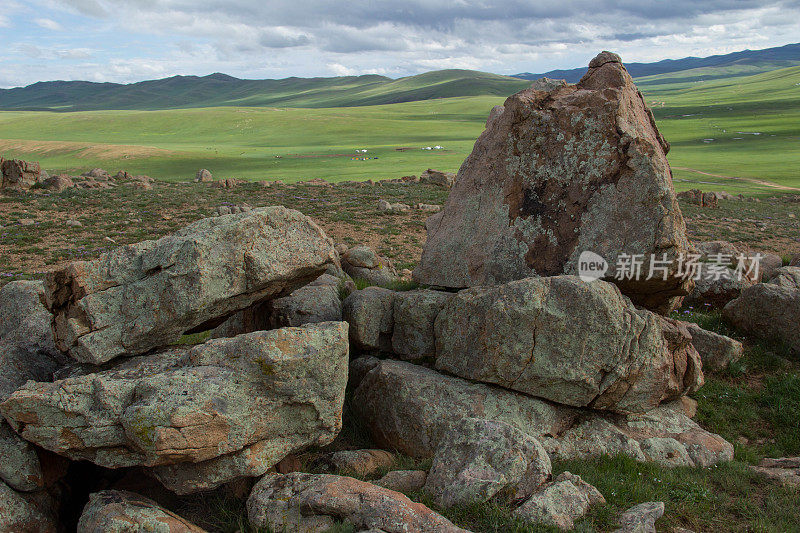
[760,253,784,281]
[0,480,56,533]
[768,266,800,290]
[351,359,576,459]
[0,281,66,493]
[414,52,691,315]
[750,457,800,488]
[541,401,734,468]
[424,417,551,506]
[1,323,349,494]
[513,472,604,530]
[434,277,702,414]
[343,287,395,351]
[246,473,468,533]
[77,490,206,532]
[45,206,336,364]
[352,360,731,468]
[391,289,451,360]
[612,501,665,533]
[375,470,427,493]
[341,245,397,285]
[724,283,800,354]
[681,322,743,372]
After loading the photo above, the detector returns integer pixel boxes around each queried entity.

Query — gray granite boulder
[391,289,451,360]
[343,287,395,351]
[514,471,604,530]
[682,322,743,372]
[434,276,702,414]
[352,360,732,468]
[424,417,551,506]
[1,322,349,494]
[768,266,800,290]
[45,206,336,364]
[0,480,56,533]
[724,283,800,354]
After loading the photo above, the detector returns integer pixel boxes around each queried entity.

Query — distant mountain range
[0,70,530,111]
[1,42,798,111]
[512,42,800,82]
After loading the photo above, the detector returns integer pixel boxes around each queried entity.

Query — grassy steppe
[0,66,799,191]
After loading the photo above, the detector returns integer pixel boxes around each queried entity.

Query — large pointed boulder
[414,51,690,314]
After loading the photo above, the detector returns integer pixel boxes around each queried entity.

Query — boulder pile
[0,51,753,532]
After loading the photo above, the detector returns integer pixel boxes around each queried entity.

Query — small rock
[65,219,82,228]
[424,417,552,506]
[750,457,800,488]
[195,168,213,182]
[514,472,605,530]
[415,203,441,212]
[768,266,800,290]
[19,219,35,226]
[375,470,427,493]
[682,322,743,372]
[247,473,467,533]
[613,501,665,533]
[419,168,456,188]
[323,449,395,477]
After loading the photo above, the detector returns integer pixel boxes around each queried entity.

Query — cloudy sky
[1,0,799,88]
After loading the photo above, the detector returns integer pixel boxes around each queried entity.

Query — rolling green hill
[0,62,798,193]
[0,70,531,111]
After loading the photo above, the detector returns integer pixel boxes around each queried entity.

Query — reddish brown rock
[414,51,691,314]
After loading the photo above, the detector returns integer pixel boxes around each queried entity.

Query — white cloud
[34,18,64,31]
[0,15,9,28]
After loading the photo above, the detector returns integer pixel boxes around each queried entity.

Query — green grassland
[0,65,799,191]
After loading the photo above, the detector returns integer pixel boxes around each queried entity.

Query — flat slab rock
[514,471,605,530]
[1,322,349,494]
[45,206,336,364]
[352,359,732,468]
[414,51,691,315]
[246,472,469,533]
[435,276,702,414]
[77,490,206,533]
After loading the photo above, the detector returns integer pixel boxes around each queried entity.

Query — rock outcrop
[414,52,691,314]
[434,276,702,414]
[77,490,206,532]
[45,206,336,364]
[724,283,800,354]
[1,323,349,494]
[343,287,395,351]
[246,472,468,533]
[352,359,731,467]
